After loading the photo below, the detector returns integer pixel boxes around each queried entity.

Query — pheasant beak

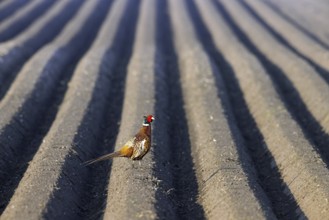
[151,116,155,121]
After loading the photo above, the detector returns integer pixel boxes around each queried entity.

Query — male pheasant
[84,115,154,165]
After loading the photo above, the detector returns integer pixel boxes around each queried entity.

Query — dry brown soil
[0,0,329,219]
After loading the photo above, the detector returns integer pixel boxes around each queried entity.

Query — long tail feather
[83,151,121,166]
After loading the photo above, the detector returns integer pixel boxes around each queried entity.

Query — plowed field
[0,0,329,219]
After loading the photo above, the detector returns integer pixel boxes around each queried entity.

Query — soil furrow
[190,0,294,218]
[262,0,329,51]
[0,0,56,42]
[0,0,328,219]
[240,0,329,88]
[264,0,329,47]
[103,0,176,219]
[0,0,29,22]
[168,0,275,219]
[220,0,329,165]
[234,0,329,163]
[0,0,83,98]
[217,0,329,218]
[155,0,204,219]
[201,0,329,218]
[0,1,110,215]
[0,0,141,218]
[72,1,141,219]
[0,64,76,215]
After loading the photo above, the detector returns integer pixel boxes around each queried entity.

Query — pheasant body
[84,115,154,165]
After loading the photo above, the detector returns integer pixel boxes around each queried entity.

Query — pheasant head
[143,115,155,126]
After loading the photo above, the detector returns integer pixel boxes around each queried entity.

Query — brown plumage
[83,115,154,165]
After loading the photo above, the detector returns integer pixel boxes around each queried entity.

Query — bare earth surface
[0,0,329,219]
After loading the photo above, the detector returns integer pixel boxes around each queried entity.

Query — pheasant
[84,115,154,165]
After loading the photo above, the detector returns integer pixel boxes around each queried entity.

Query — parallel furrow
[220,0,329,169]
[156,0,206,219]
[0,0,328,219]
[0,0,111,218]
[264,0,329,47]
[0,0,56,42]
[240,0,329,86]
[166,0,275,219]
[0,63,77,215]
[0,0,83,99]
[0,0,142,218]
[198,0,329,218]
[103,0,176,219]
[0,0,29,22]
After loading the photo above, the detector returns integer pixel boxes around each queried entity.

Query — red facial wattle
[146,115,154,123]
